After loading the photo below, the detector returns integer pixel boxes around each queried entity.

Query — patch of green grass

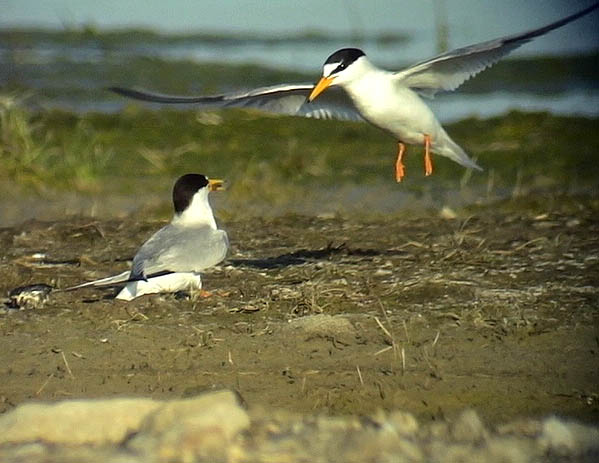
[450,111,599,189]
[0,94,114,192]
[2,94,598,207]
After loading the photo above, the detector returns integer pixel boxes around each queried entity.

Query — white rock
[130,390,250,461]
[539,416,599,456]
[0,398,160,445]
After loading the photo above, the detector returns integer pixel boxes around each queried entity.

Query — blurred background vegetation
[1,2,598,224]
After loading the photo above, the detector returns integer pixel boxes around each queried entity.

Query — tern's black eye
[333,62,346,74]
[325,48,365,74]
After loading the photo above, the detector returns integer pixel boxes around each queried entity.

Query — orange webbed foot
[424,134,433,177]
[395,142,407,182]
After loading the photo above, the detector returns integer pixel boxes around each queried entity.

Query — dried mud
[1,195,598,426]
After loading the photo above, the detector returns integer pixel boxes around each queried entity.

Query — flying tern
[68,174,228,301]
[110,3,598,181]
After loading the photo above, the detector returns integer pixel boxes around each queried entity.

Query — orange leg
[424,134,433,176]
[395,142,407,182]
[199,289,230,298]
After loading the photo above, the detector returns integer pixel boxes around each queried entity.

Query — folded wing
[130,224,228,281]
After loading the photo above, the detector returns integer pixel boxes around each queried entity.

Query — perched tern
[110,3,598,181]
[68,174,228,301]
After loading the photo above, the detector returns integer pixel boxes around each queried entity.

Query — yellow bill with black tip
[208,179,225,191]
[308,76,334,102]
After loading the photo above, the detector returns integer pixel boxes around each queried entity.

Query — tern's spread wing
[394,3,599,98]
[130,224,228,281]
[109,84,364,122]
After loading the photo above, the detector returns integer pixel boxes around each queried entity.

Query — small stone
[284,314,357,342]
[485,436,529,463]
[388,410,419,436]
[451,409,487,442]
[374,268,393,276]
[496,418,542,437]
[538,416,599,456]
[439,206,458,220]
[317,212,336,220]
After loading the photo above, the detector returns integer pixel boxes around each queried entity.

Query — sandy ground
[1,194,598,428]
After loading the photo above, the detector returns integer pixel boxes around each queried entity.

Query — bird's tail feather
[64,270,131,291]
[434,131,483,171]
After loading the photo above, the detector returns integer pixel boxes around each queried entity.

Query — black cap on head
[324,48,365,68]
[173,173,209,214]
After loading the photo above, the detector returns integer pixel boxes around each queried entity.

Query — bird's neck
[172,194,217,229]
[339,59,387,99]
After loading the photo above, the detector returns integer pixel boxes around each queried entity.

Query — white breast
[343,73,442,145]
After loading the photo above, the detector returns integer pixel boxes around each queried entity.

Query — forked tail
[433,130,482,171]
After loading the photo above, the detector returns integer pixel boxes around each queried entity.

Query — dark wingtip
[106,86,123,94]
[105,86,168,103]
[104,86,221,104]
[107,86,137,98]
[128,273,148,283]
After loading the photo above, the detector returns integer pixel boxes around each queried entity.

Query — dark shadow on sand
[229,243,411,269]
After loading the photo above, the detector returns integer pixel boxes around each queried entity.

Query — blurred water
[1,0,598,119]
[2,34,598,121]
[432,91,599,122]
[3,0,598,55]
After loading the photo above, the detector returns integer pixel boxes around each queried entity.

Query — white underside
[340,67,481,170]
[115,272,202,301]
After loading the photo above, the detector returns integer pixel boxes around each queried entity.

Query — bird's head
[308,48,366,102]
[172,173,223,226]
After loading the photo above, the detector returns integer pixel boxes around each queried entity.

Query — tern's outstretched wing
[130,224,228,281]
[394,3,599,98]
[109,84,364,122]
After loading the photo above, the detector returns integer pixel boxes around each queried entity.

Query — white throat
[172,189,217,229]
[323,62,339,78]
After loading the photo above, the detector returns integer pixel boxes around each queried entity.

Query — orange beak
[208,179,224,192]
[308,76,334,102]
